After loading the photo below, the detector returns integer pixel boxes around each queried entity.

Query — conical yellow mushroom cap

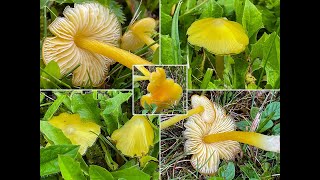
[49,113,101,155]
[140,68,183,112]
[121,18,157,51]
[111,115,154,157]
[187,18,249,55]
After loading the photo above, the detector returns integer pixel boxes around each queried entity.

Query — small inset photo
[133,65,187,115]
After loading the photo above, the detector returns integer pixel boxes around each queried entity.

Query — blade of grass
[97,134,128,162]
[200,68,213,89]
[40,67,71,89]
[42,94,66,121]
[61,64,80,79]
[171,0,183,64]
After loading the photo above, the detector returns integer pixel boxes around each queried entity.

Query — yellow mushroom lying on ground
[111,115,154,157]
[42,2,153,87]
[48,113,100,155]
[121,18,159,52]
[139,67,183,113]
[187,18,249,79]
[162,95,280,175]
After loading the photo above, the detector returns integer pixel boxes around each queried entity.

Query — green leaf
[171,0,183,64]
[40,145,79,176]
[152,47,160,64]
[40,92,45,104]
[218,162,235,180]
[71,93,101,125]
[104,146,118,171]
[89,165,114,180]
[161,0,180,15]
[250,33,270,60]
[142,161,158,176]
[40,61,61,89]
[160,35,175,64]
[208,177,224,180]
[263,101,280,120]
[200,0,223,19]
[54,92,72,111]
[111,166,150,180]
[40,0,49,9]
[236,120,251,131]
[261,32,280,88]
[139,156,158,168]
[272,123,280,135]
[239,164,259,179]
[200,68,214,89]
[58,155,86,180]
[40,121,71,145]
[234,0,245,23]
[43,95,66,121]
[250,107,259,119]
[161,11,172,35]
[101,92,132,134]
[217,0,235,16]
[224,56,248,89]
[258,120,273,133]
[96,0,126,23]
[118,159,137,170]
[240,0,264,39]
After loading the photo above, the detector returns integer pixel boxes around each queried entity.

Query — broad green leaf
[263,101,280,120]
[239,164,259,179]
[234,0,245,23]
[40,61,62,89]
[208,177,224,180]
[111,166,150,180]
[118,159,137,170]
[71,93,101,125]
[161,12,172,35]
[200,0,223,19]
[40,0,49,9]
[58,155,86,180]
[217,0,235,16]
[262,32,280,88]
[89,165,114,180]
[258,120,273,133]
[152,171,160,180]
[40,145,79,176]
[241,0,264,39]
[250,107,259,119]
[43,95,66,121]
[250,33,270,60]
[218,162,235,180]
[161,0,180,15]
[229,57,249,89]
[151,142,160,158]
[236,120,251,131]
[139,156,158,168]
[160,35,175,64]
[54,92,72,111]
[142,161,158,176]
[272,123,280,135]
[101,92,132,134]
[257,5,279,33]
[40,121,71,145]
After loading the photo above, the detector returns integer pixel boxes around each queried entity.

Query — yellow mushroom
[111,115,154,157]
[42,2,153,87]
[140,67,183,113]
[121,18,159,52]
[48,113,100,155]
[187,18,249,79]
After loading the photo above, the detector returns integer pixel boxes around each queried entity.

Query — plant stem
[215,55,224,79]
[160,106,204,130]
[74,38,153,69]
[203,131,280,153]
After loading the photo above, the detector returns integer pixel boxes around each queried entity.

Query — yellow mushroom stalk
[187,18,249,79]
[121,18,159,52]
[203,131,280,153]
[42,3,153,87]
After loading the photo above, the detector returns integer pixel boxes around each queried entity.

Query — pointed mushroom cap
[187,18,249,55]
[121,18,157,51]
[183,104,240,175]
[140,67,183,112]
[42,2,121,87]
[111,115,154,157]
[191,94,216,123]
[49,113,101,155]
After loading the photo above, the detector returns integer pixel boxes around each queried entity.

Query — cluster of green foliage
[40,0,159,89]
[160,0,280,89]
[40,90,159,180]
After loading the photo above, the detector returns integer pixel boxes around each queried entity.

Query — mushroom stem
[74,37,153,69]
[135,33,159,52]
[133,75,150,81]
[135,66,151,76]
[160,106,204,130]
[215,55,224,79]
[203,131,280,153]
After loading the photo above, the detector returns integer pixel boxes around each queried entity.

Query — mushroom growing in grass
[111,115,154,157]
[139,67,183,113]
[121,17,159,52]
[163,95,280,175]
[42,2,153,87]
[187,18,249,79]
[160,94,215,129]
[49,113,100,155]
